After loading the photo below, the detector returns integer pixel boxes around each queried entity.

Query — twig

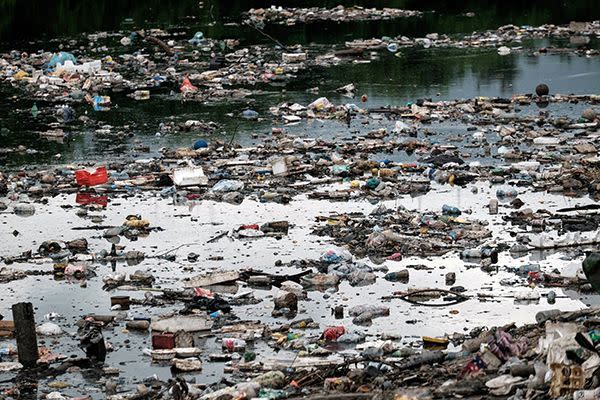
[228,124,240,146]
[243,22,289,52]
[207,230,229,243]
[136,30,174,55]
[394,289,470,307]
[153,242,201,258]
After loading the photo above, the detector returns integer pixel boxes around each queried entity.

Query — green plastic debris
[589,330,600,345]
[243,351,256,362]
[365,177,380,190]
[583,253,600,294]
[258,388,286,399]
[31,103,38,118]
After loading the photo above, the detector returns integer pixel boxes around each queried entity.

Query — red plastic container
[152,332,175,349]
[75,166,108,186]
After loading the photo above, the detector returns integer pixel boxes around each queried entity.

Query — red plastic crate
[75,166,108,186]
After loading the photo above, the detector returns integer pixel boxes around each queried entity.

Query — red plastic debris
[322,326,345,341]
[180,77,198,93]
[193,288,214,298]
[74,166,108,186]
[240,224,259,230]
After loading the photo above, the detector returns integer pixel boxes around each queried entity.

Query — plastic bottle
[350,305,390,319]
[481,247,499,263]
[496,188,518,198]
[445,350,471,360]
[397,350,445,370]
[384,270,409,282]
[461,249,482,259]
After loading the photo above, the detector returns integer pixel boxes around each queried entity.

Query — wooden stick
[12,302,38,367]
[136,30,174,55]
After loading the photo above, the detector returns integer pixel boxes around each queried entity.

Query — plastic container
[151,349,176,362]
[550,364,584,397]
[172,166,208,187]
[75,166,108,186]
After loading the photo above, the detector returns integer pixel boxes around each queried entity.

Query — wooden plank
[11,303,38,367]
